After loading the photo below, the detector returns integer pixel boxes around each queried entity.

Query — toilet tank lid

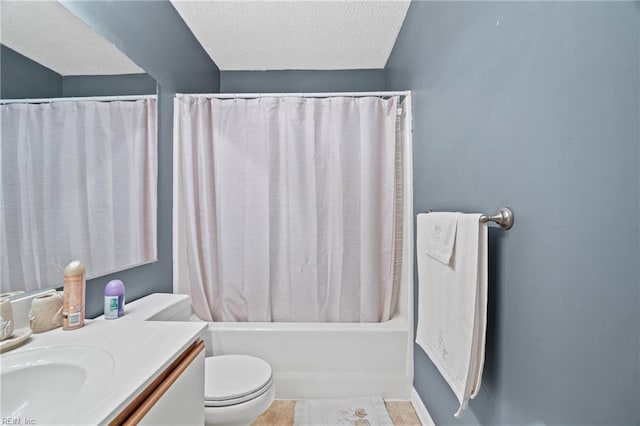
[118,293,191,321]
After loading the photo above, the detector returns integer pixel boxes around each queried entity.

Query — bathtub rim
[189,311,410,332]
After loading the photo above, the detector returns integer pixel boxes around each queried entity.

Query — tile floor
[252,400,421,425]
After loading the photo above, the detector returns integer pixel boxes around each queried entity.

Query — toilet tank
[113,293,192,321]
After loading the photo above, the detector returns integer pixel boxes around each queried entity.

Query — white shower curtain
[174,95,399,322]
[0,99,157,292]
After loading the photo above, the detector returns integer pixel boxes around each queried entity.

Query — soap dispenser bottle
[62,260,85,330]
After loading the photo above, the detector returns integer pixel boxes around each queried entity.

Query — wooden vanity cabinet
[110,340,205,425]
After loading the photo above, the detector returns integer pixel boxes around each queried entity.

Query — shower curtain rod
[0,94,157,105]
[178,91,410,99]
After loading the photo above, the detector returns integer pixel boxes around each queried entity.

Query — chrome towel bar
[424,207,514,230]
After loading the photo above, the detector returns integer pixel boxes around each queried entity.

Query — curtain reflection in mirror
[1,98,157,292]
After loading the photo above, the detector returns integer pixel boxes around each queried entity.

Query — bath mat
[294,397,393,426]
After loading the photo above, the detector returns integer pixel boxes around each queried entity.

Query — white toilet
[114,293,275,426]
[204,354,275,425]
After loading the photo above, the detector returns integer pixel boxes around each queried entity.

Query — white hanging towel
[422,212,458,264]
[416,212,488,418]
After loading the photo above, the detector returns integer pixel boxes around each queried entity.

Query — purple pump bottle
[104,280,125,319]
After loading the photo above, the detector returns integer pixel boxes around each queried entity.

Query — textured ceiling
[0,1,410,76]
[0,0,143,76]
[170,0,411,71]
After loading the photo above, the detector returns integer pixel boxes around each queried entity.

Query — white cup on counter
[0,298,15,340]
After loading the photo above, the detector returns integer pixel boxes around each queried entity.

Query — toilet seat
[204,355,273,408]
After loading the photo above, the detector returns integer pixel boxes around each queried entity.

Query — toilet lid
[204,355,272,404]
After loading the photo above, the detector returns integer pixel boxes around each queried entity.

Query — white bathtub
[192,312,413,400]
[129,292,413,400]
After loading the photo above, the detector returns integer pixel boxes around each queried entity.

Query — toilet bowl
[204,354,275,426]
[107,294,275,426]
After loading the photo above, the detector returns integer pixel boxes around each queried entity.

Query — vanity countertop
[1,319,207,425]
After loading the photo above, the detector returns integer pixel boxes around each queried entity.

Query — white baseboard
[411,387,435,426]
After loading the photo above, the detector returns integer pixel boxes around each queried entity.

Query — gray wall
[59,0,219,317]
[62,73,156,97]
[1,45,62,99]
[221,70,385,93]
[385,2,640,425]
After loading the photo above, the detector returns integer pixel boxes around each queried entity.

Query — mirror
[0,0,158,295]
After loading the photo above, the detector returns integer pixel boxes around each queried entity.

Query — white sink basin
[1,345,115,423]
